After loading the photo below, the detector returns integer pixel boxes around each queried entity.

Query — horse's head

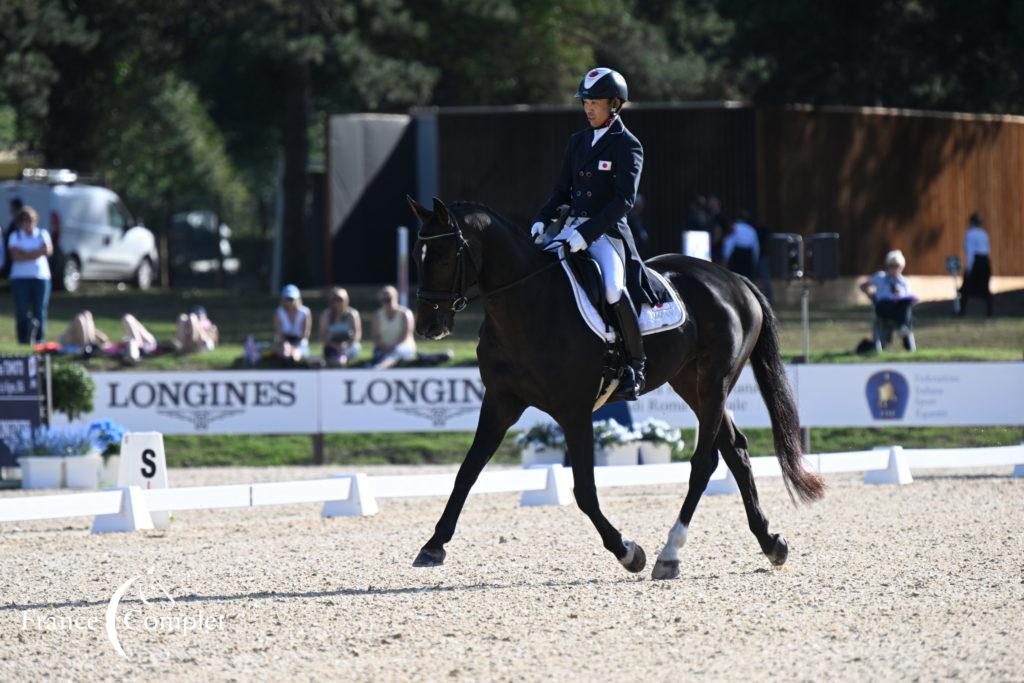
[407,196,478,340]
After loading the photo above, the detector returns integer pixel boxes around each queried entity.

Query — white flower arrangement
[515,423,566,450]
[592,419,641,448]
[635,418,684,447]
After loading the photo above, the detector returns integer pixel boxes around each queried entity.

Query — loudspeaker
[768,234,803,280]
[806,233,839,280]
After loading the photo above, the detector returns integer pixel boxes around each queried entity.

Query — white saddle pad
[556,251,686,343]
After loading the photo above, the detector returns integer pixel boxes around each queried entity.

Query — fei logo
[865,370,910,420]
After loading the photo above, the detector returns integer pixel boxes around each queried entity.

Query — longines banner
[67,363,1023,435]
[80,371,320,434]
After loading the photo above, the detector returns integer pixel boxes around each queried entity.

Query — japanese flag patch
[597,160,612,171]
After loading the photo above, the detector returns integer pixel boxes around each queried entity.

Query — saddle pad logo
[865,370,910,420]
[597,160,612,171]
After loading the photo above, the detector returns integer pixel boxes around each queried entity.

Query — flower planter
[595,444,638,467]
[522,447,564,468]
[65,454,103,490]
[638,443,672,465]
[101,455,121,487]
[18,457,64,489]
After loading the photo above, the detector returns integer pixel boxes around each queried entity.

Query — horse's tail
[745,281,826,503]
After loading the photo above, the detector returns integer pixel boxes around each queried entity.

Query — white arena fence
[1,444,1021,535]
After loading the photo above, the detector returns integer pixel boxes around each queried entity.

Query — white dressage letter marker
[520,465,572,507]
[118,432,170,527]
[322,474,379,517]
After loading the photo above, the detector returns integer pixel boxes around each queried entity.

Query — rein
[416,221,566,313]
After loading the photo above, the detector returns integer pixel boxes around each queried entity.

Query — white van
[1,170,159,292]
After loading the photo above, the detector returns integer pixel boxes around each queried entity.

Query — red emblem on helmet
[589,70,599,77]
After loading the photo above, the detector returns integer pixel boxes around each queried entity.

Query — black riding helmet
[575,67,628,102]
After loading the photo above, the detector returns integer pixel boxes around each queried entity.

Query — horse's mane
[450,201,535,247]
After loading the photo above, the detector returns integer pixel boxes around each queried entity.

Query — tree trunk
[280,57,311,287]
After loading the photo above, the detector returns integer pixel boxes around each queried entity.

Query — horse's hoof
[413,546,446,567]
[767,534,789,567]
[619,541,647,573]
[651,559,680,580]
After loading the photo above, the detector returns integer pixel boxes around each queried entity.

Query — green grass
[0,283,1021,368]
[162,425,1024,468]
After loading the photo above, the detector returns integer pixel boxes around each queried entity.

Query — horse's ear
[432,197,451,226]
[406,195,432,225]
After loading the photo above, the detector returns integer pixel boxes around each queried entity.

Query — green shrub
[51,363,95,422]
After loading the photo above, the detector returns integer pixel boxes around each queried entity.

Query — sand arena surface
[1,464,1021,681]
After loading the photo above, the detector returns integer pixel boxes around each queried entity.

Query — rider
[531,67,647,400]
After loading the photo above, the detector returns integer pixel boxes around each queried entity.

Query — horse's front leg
[560,411,647,574]
[413,390,525,567]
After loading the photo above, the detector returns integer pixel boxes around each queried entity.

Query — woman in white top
[273,284,312,362]
[319,287,361,367]
[959,212,993,316]
[371,285,416,369]
[8,206,53,344]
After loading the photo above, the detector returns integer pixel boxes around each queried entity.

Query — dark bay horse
[407,197,824,580]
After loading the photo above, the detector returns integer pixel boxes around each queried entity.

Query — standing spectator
[859,249,917,351]
[273,284,311,362]
[319,287,361,367]
[8,206,53,344]
[706,196,728,262]
[1,197,22,280]
[959,212,993,317]
[721,212,761,278]
[371,285,416,369]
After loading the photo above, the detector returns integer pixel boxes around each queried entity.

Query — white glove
[568,230,587,253]
[530,221,545,240]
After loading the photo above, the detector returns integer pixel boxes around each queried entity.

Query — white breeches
[552,219,626,303]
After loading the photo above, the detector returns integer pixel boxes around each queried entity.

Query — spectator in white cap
[274,283,311,362]
[860,249,917,351]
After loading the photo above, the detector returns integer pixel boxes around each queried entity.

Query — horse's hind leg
[651,374,728,580]
[716,415,789,567]
[413,390,525,567]
[559,410,646,574]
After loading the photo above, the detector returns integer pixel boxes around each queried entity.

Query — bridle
[415,214,567,314]
[415,218,476,314]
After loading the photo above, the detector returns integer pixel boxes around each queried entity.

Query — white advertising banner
[67,363,1022,435]
[75,371,320,435]
[797,362,1024,427]
[318,368,486,432]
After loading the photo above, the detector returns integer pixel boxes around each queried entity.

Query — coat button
[586,171,592,177]
[578,171,584,177]
[586,191,592,197]
[581,211,588,217]
[575,191,581,197]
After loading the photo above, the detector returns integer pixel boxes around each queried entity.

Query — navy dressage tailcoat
[533,116,658,310]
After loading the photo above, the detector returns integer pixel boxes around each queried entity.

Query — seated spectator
[371,285,416,369]
[57,311,158,363]
[721,213,760,278]
[859,249,917,352]
[274,284,311,362]
[174,305,219,354]
[319,287,361,367]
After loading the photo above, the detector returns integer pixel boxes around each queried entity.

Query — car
[1,169,159,292]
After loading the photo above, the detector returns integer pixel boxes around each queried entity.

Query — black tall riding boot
[610,298,645,400]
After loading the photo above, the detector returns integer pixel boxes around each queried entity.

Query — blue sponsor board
[865,370,910,420]
[0,356,43,466]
